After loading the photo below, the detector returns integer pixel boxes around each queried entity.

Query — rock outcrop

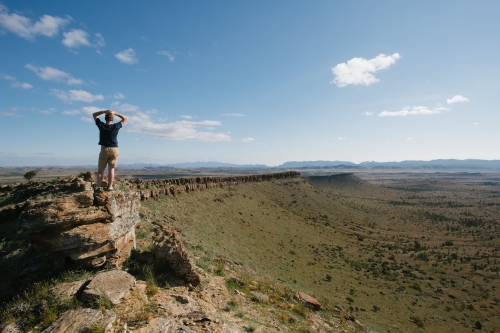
[20,188,140,268]
[82,270,136,305]
[126,171,300,201]
[41,308,116,333]
[153,220,202,286]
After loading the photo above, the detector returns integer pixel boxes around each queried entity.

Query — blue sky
[1,0,499,166]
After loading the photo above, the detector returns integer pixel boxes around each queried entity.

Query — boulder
[20,190,140,268]
[83,270,136,305]
[50,280,89,300]
[0,323,21,333]
[153,221,202,286]
[42,308,116,333]
[295,292,322,310]
[135,317,172,333]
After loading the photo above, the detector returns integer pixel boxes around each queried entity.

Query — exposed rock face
[82,270,136,305]
[153,220,202,286]
[19,186,140,268]
[41,308,116,333]
[127,171,300,201]
[295,292,322,310]
[50,280,89,301]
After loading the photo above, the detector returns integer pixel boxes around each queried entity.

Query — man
[92,109,128,192]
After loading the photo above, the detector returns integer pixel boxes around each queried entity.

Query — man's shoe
[107,188,115,192]
[94,187,103,194]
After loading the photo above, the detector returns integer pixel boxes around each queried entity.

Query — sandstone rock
[82,171,96,182]
[83,270,136,305]
[50,280,89,300]
[295,292,322,310]
[42,308,116,333]
[0,322,21,333]
[135,317,172,333]
[153,221,202,286]
[20,190,140,268]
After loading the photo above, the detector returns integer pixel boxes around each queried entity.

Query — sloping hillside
[141,175,500,333]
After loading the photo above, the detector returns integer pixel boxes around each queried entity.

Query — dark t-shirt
[95,118,122,147]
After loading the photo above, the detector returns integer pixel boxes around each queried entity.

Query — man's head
[105,112,114,122]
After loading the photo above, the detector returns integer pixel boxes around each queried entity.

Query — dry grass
[142,174,500,332]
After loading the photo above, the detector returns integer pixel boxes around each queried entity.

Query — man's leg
[96,167,106,188]
[108,167,115,189]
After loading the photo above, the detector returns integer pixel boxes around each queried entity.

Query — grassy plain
[140,172,500,332]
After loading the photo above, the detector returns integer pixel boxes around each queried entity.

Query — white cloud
[446,95,469,104]
[80,106,103,116]
[13,82,33,89]
[332,53,401,87]
[0,5,70,39]
[378,106,449,117]
[113,93,126,99]
[52,89,104,103]
[115,48,137,64]
[474,122,479,126]
[157,50,175,62]
[94,33,105,47]
[180,115,192,119]
[39,108,56,115]
[242,137,255,142]
[221,113,244,117]
[25,64,83,85]
[338,137,346,140]
[62,109,80,115]
[406,137,413,140]
[62,29,90,48]
[110,101,140,112]
[1,73,32,89]
[362,111,374,116]
[81,116,93,123]
[127,112,231,142]
[0,111,20,117]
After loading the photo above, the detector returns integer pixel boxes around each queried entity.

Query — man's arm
[113,111,128,125]
[93,109,109,120]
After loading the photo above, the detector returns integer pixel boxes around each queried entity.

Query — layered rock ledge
[2,171,300,269]
[20,190,140,268]
[126,171,300,200]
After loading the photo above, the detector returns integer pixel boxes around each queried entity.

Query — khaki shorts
[98,147,119,169]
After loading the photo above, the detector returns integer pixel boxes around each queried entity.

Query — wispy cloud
[94,33,105,47]
[221,113,244,117]
[39,108,56,115]
[446,95,469,104]
[115,48,137,64]
[474,122,479,126]
[332,53,401,87]
[128,112,231,142]
[113,93,126,99]
[62,29,90,48]
[338,137,346,140]
[362,111,374,116]
[52,89,104,103]
[242,137,255,142]
[25,64,83,85]
[378,106,449,117]
[0,107,20,117]
[0,4,70,40]
[62,109,80,115]
[157,50,175,62]
[1,73,32,89]
[406,137,413,140]
[110,101,140,112]
[180,115,192,119]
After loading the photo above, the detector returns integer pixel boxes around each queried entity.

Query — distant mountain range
[278,159,500,169]
[3,159,499,170]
